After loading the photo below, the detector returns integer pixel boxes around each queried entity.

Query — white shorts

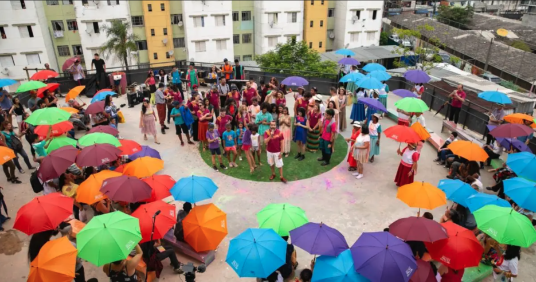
[16,115,23,123]
[267,151,283,168]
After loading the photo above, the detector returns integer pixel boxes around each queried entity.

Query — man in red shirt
[448,84,466,125]
[242,81,260,106]
[207,85,221,116]
[318,109,337,166]
[264,121,287,183]
[215,109,233,138]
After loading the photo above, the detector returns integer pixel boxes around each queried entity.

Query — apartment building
[140,0,174,67]
[334,1,383,49]
[232,1,254,62]
[303,0,328,53]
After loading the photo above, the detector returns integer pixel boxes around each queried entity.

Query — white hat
[313,94,323,102]
[373,113,382,119]
[352,121,362,127]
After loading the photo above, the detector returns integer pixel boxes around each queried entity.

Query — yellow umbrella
[65,86,85,102]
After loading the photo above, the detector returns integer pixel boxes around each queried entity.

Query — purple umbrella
[37,146,78,181]
[100,175,152,203]
[281,76,309,87]
[490,123,533,138]
[404,70,431,84]
[129,145,161,160]
[496,137,532,153]
[289,222,348,257]
[338,58,360,65]
[351,232,417,282]
[393,89,418,98]
[358,97,387,112]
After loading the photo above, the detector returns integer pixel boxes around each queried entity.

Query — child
[250,124,262,166]
[270,103,279,128]
[216,108,233,146]
[236,104,250,126]
[222,123,238,167]
[293,107,308,161]
[170,101,194,146]
[206,123,227,171]
[242,123,255,173]
[235,122,246,161]
[248,98,260,120]
[276,91,286,106]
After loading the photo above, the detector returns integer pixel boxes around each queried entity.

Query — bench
[126,256,156,282]
[162,230,216,266]
[441,120,484,147]
[462,263,493,282]
[428,133,444,151]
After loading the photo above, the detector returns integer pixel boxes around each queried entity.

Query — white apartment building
[0,0,56,90]
[333,1,384,50]
[73,0,132,70]
[253,1,304,55]
[182,1,234,63]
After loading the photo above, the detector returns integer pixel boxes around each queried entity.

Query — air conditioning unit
[178,21,183,27]
[269,21,274,28]
[168,50,174,56]
[328,31,335,39]
[352,16,359,24]
[162,38,168,45]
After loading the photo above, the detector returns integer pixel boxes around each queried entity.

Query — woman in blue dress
[293,107,308,161]
[365,90,379,123]
[350,88,367,123]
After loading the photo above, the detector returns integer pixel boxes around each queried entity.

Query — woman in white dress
[351,126,370,179]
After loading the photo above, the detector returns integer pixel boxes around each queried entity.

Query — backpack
[174,210,188,241]
[10,135,23,151]
[30,171,44,193]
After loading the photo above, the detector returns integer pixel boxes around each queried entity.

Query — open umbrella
[91,91,116,103]
[383,125,422,144]
[281,76,309,87]
[35,121,73,138]
[409,259,435,282]
[61,56,80,71]
[119,139,142,155]
[0,147,16,165]
[129,145,161,160]
[88,125,119,136]
[312,249,368,282]
[37,83,60,99]
[397,181,447,212]
[437,179,477,207]
[362,63,386,72]
[257,203,309,236]
[123,156,164,178]
[504,177,536,213]
[351,232,416,282]
[506,152,536,181]
[424,222,483,270]
[447,140,488,162]
[76,143,121,167]
[31,70,59,81]
[76,170,120,205]
[478,91,512,104]
[411,121,430,141]
[496,137,532,153]
[184,203,228,252]
[389,217,448,243]
[14,193,74,235]
[95,89,113,96]
[170,175,218,203]
[64,86,85,102]
[466,193,511,212]
[45,136,77,154]
[59,107,79,114]
[78,132,121,147]
[142,175,175,202]
[404,70,431,83]
[100,175,152,203]
[226,228,287,278]
[131,201,176,243]
[474,205,536,247]
[37,146,78,181]
[335,49,355,56]
[490,123,533,138]
[339,72,365,83]
[289,222,348,257]
[395,97,429,113]
[392,89,418,98]
[0,78,17,88]
[28,236,77,282]
[338,57,360,65]
[16,81,48,93]
[504,113,536,128]
[25,107,71,126]
[85,101,105,115]
[356,77,383,90]
[77,211,142,266]
[367,70,391,81]
[358,97,387,112]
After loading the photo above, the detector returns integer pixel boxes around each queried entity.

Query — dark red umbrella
[490,123,533,138]
[75,144,121,167]
[34,121,73,138]
[85,101,105,115]
[100,175,152,203]
[37,146,79,181]
[31,70,59,80]
[389,216,448,243]
[131,201,176,243]
[142,175,175,202]
[13,193,74,235]
[88,125,119,136]
[410,259,436,282]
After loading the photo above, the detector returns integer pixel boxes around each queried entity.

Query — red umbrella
[37,83,60,98]
[384,125,422,143]
[100,175,152,203]
[95,88,113,96]
[88,125,119,136]
[114,164,125,173]
[389,216,448,243]
[61,56,79,71]
[424,222,483,270]
[31,70,59,81]
[119,139,142,155]
[34,121,73,138]
[490,123,534,138]
[37,146,79,181]
[142,175,175,202]
[131,201,176,243]
[75,144,121,167]
[85,101,105,115]
[13,193,74,235]
[410,259,436,282]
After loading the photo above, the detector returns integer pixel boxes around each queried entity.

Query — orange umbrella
[60,107,79,114]
[122,156,164,178]
[504,113,536,128]
[447,140,488,162]
[183,203,228,252]
[411,121,430,141]
[76,170,121,204]
[64,86,85,102]
[28,236,77,282]
[68,219,86,238]
[0,146,16,165]
[397,181,447,212]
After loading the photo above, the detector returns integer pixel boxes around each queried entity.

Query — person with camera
[140,239,184,276]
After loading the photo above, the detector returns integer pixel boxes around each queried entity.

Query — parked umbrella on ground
[183,203,228,252]
[37,146,78,181]
[338,57,360,65]
[257,203,309,236]
[404,70,431,84]
[392,89,418,98]
[31,70,59,81]
[389,216,448,243]
[289,222,348,257]
[131,201,176,243]
[478,90,512,104]
[362,63,386,72]
[28,236,77,282]
[118,139,142,155]
[312,249,368,282]
[142,175,175,202]
[506,152,536,182]
[170,175,218,203]
[76,143,121,167]
[281,76,309,87]
[13,193,74,235]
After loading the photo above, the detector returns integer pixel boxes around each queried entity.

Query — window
[153,53,158,60]
[319,41,322,48]
[163,28,167,35]
[288,12,297,23]
[18,26,33,38]
[26,54,41,65]
[12,0,27,9]
[233,34,239,44]
[193,16,204,27]
[355,11,361,19]
[0,56,15,67]
[232,11,239,22]
[242,33,252,43]
[147,4,152,11]
[310,21,313,28]
[268,13,278,24]
[92,22,100,33]
[0,27,6,39]
[320,20,323,27]
[131,16,144,26]
[160,3,165,11]
[173,37,185,48]
[328,8,334,17]
[321,0,324,4]
[166,52,171,59]
[242,11,251,21]
[57,45,70,56]
[215,15,226,26]
[350,33,359,42]
[67,20,78,31]
[150,29,155,36]
[311,0,314,5]
[62,0,73,4]
[136,40,147,50]
[195,41,206,52]
[82,0,88,4]
[171,14,183,25]
[309,42,312,48]
[45,0,58,6]
[372,10,377,20]
[72,45,83,55]
[107,0,119,5]
[243,55,253,61]
[268,37,278,47]
[216,39,227,50]
[51,20,64,31]
[367,32,375,41]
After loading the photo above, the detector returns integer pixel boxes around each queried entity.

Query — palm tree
[100,20,138,82]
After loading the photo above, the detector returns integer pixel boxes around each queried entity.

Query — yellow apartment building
[142,0,174,66]
[303,0,328,53]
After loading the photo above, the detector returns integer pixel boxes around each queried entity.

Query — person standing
[0,90,13,125]
[346,122,362,172]
[170,101,193,146]
[1,121,34,173]
[292,108,307,161]
[221,58,233,81]
[9,97,25,129]
[70,59,85,86]
[145,72,157,94]
[255,103,273,146]
[351,126,370,179]
[350,88,367,123]
[395,143,420,187]
[171,66,184,100]
[338,88,347,131]
[154,83,168,135]
[185,62,199,92]
[242,81,260,106]
[27,90,41,112]
[233,59,245,89]
[306,103,322,152]
[318,109,337,166]
[448,84,466,125]
[279,107,292,158]
[218,78,231,110]
[90,53,106,90]
[140,99,159,144]
[486,104,505,145]
[264,121,286,183]
[369,113,382,163]
[197,103,212,150]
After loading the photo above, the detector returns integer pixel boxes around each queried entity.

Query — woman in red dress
[346,122,362,171]
[197,103,212,150]
[394,143,420,187]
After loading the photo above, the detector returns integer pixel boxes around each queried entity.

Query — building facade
[333,1,383,49]
[232,1,254,62]
[303,0,329,53]
[141,0,174,67]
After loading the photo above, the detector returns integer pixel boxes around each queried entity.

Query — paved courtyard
[0,91,534,281]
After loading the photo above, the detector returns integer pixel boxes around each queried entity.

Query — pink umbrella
[100,175,152,203]
[62,56,80,71]
[37,146,79,181]
[76,144,121,167]
[490,123,533,138]
[88,125,119,136]
[85,101,105,115]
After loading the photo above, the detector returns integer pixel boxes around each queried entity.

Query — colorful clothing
[350,91,367,122]
[279,115,291,154]
[235,128,245,145]
[186,69,199,91]
[293,116,307,144]
[306,111,322,152]
[255,111,273,136]
[369,121,382,157]
[394,147,420,187]
[222,130,237,147]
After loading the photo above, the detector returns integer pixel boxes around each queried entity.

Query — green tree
[380,32,390,46]
[510,40,532,52]
[391,24,443,72]
[437,5,474,27]
[255,38,338,78]
[100,20,139,81]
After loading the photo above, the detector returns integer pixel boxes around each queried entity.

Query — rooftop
[320,45,401,63]
[466,13,536,48]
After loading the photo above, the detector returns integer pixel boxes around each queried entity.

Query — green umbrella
[15,81,47,93]
[78,132,121,147]
[394,97,430,113]
[474,205,536,248]
[25,108,71,126]
[46,136,77,154]
[257,203,309,236]
[77,211,142,266]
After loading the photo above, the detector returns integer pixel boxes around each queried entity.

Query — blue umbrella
[358,97,387,112]
[312,249,369,282]
[281,76,309,87]
[504,177,536,212]
[335,49,355,56]
[129,145,161,160]
[362,63,386,72]
[404,70,431,83]
[437,179,477,207]
[366,71,391,81]
[478,91,512,105]
[170,175,218,203]
[91,91,116,103]
[339,72,365,83]
[356,77,383,90]
[466,193,512,213]
[507,152,536,182]
[226,228,287,278]
[338,58,360,65]
[392,89,418,98]
[0,78,17,88]
[496,137,532,153]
